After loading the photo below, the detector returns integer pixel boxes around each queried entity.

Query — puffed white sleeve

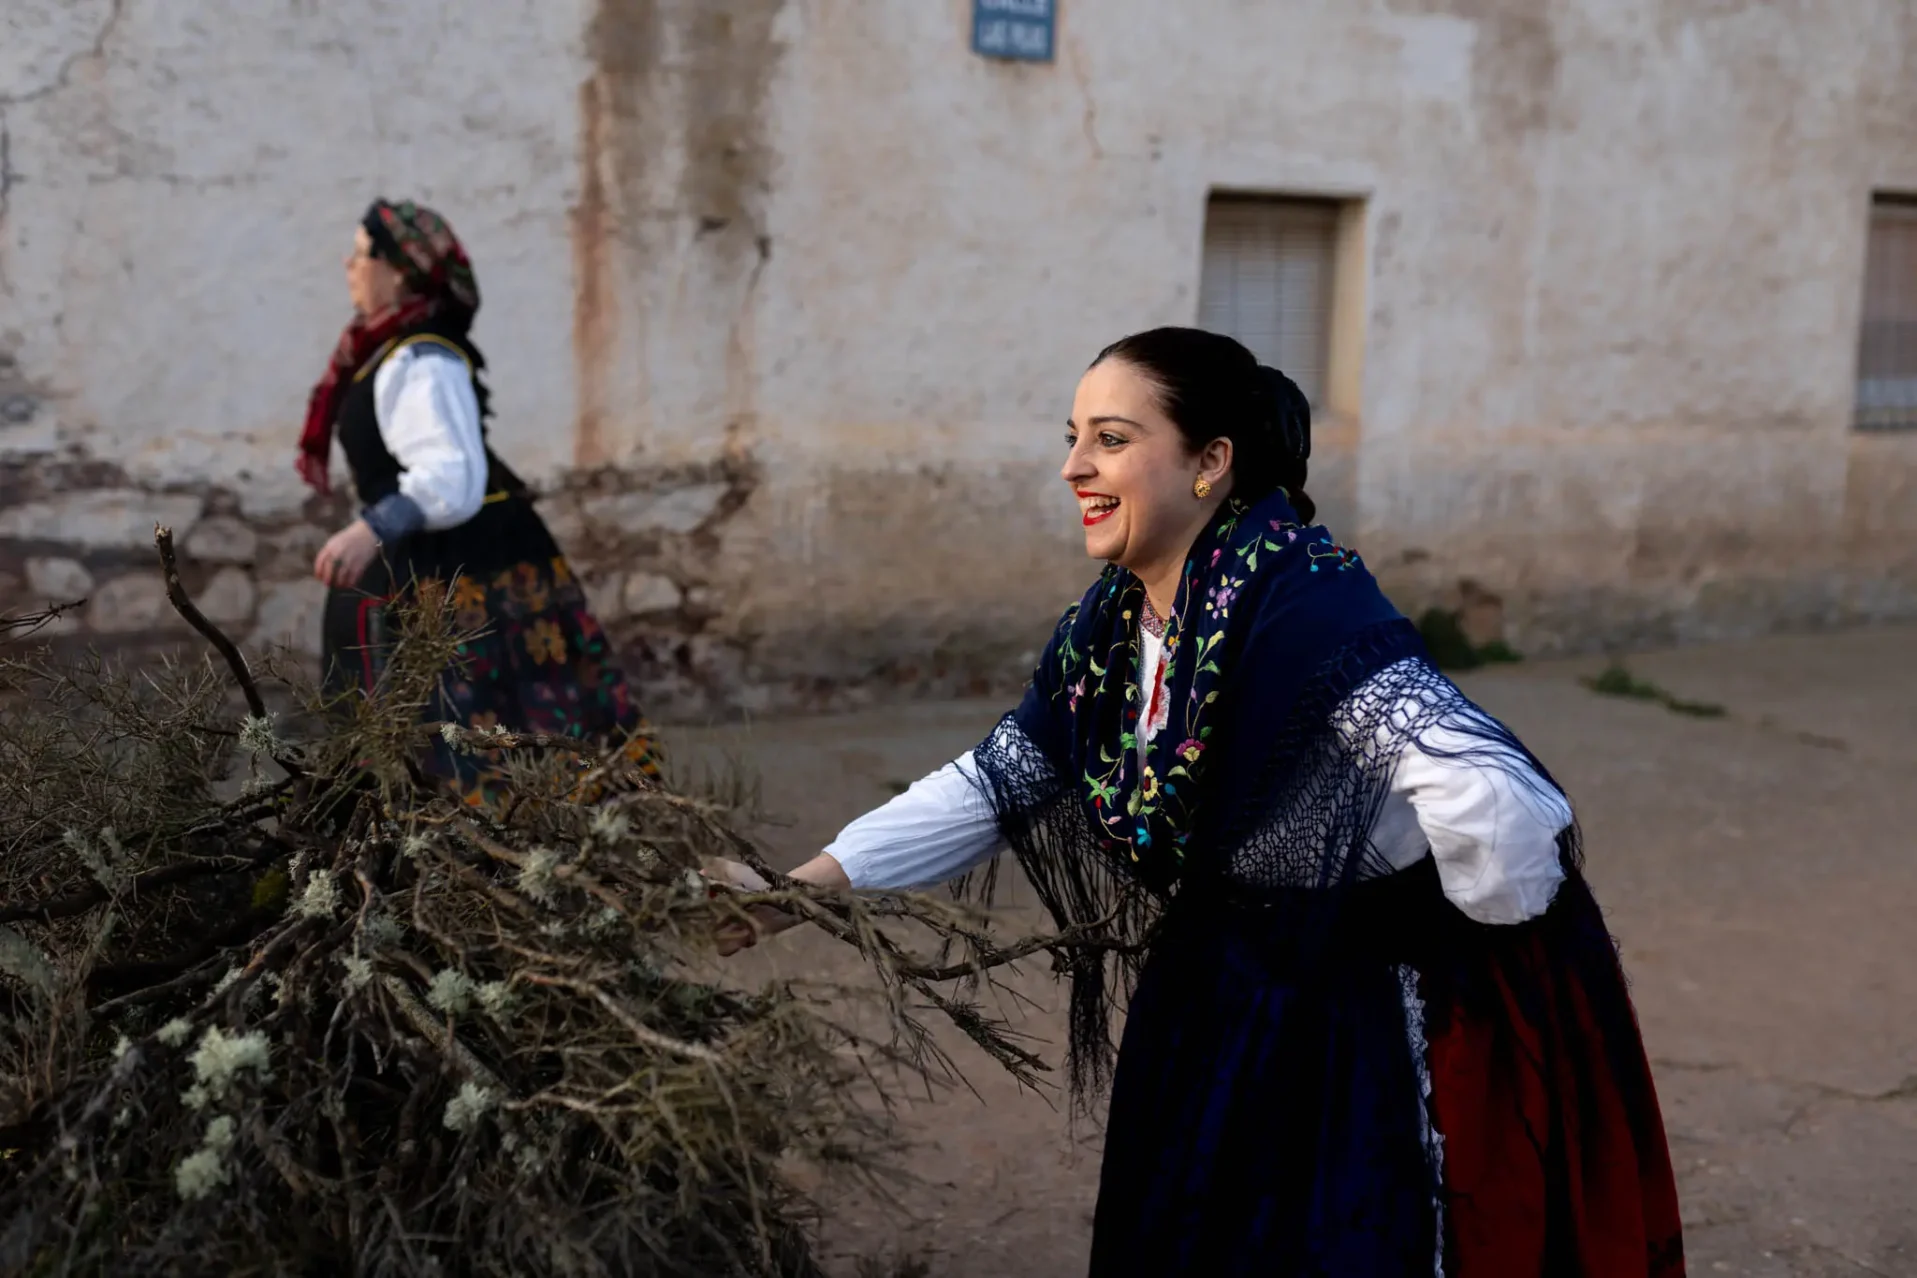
[823,751,1005,891]
[370,346,489,532]
[1395,712,1572,925]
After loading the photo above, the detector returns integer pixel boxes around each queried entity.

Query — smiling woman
[300,199,658,802]
[1063,328,1314,624]
[720,328,1685,1276]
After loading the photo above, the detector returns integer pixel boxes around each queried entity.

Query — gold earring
[1193,476,1213,500]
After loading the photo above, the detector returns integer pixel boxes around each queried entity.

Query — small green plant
[1416,608,1523,673]
[249,867,288,913]
[1582,663,1726,718]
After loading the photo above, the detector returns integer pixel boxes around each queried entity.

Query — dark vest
[330,327,546,588]
[335,328,526,506]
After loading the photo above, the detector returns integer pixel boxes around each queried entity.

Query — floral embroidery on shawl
[1051,499,1361,883]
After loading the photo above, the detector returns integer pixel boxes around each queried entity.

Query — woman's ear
[1200,437,1234,488]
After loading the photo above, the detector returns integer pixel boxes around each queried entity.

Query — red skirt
[1425,873,1686,1275]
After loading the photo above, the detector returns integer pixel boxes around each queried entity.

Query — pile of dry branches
[0,530,1111,1277]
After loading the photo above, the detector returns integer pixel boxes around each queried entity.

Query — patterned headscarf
[297,200,481,493]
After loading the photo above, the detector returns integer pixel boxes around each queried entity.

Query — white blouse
[825,631,1571,926]
[369,342,489,530]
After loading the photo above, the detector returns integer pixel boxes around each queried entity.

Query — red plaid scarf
[298,200,480,493]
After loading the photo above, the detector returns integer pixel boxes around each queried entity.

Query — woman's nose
[1060,446,1092,484]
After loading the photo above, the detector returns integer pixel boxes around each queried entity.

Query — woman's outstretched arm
[714,753,1004,952]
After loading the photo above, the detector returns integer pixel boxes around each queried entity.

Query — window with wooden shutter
[1855,196,1917,432]
[1198,197,1341,407]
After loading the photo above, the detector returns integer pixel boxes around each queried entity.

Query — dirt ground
[675,625,1917,1277]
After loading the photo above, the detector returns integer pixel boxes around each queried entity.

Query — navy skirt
[1089,861,1684,1277]
[1091,869,1442,1276]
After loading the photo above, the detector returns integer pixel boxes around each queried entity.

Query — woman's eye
[1099,433,1125,448]
[1064,433,1078,449]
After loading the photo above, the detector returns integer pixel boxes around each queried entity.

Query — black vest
[335,327,524,506]
[331,326,546,587]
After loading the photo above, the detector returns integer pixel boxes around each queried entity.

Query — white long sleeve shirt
[826,629,1570,926]
[367,342,489,531]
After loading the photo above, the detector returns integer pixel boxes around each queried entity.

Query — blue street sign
[973,0,1055,63]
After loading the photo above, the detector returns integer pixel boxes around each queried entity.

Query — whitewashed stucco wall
[3,0,1915,713]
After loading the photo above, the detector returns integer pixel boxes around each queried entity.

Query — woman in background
[303,199,656,800]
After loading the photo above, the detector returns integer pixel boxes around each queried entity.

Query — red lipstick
[1077,490,1118,528]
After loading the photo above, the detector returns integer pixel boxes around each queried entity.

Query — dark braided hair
[1092,327,1315,523]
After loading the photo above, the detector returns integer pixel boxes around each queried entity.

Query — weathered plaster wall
[1353,0,1917,648]
[3,0,1915,716]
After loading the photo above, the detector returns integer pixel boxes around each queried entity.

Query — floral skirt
[321,498,659,804]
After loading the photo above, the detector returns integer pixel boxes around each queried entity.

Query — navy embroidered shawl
[969,489,1550,1092]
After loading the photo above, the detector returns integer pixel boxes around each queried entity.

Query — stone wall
[5,0,1917,718]
[0,451,774,720]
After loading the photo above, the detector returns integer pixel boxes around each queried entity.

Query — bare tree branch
[155,523,266,720]
[0,599,85,643]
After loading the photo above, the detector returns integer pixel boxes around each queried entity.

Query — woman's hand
[713,901,794,956]
[314,519,381,588]
[705,854,851,956]
[705,858,785,956]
